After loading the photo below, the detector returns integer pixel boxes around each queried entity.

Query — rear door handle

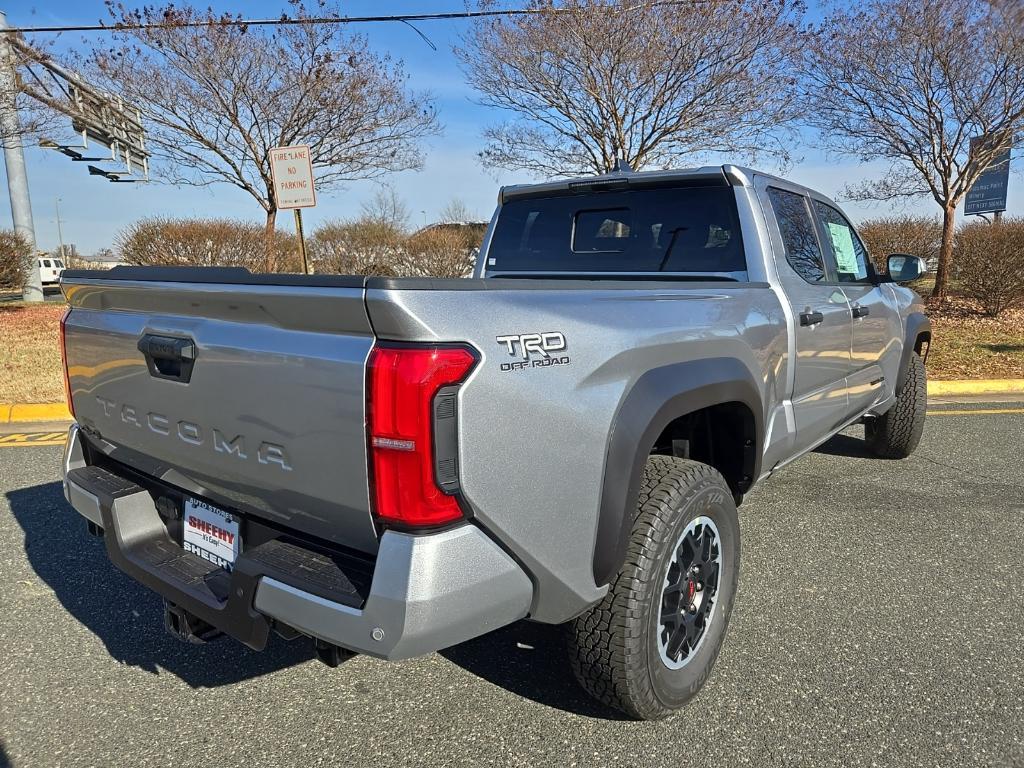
[852,305,870,318]
[799,311,824,327]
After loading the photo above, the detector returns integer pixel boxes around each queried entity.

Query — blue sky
[2,0,1021,254]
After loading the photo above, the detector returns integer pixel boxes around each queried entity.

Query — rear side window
[767,187,826,283]
[487,186,746,274]
[43,259,52,268]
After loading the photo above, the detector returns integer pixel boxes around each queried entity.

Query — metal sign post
[293,208,309,275]
[269,145,316,274]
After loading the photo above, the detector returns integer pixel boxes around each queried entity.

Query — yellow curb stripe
[928,379,1024,395]
[0,403,72,423]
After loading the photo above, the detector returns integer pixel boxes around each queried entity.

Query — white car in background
[38,257,65,286]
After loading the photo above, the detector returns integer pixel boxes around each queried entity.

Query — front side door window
[811,201,872,283]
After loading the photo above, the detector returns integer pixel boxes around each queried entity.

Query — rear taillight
[59,307,75,420]
[367,344,477,528]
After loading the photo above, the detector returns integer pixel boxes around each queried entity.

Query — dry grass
[0,296,1021,406]
[0,303,66,403]
[926,300,1024,380]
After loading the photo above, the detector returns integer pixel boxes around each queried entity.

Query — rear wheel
[568,456,740,720]
[866,351,927,459]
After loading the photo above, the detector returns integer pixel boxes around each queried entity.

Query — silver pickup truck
[59,165,931,720]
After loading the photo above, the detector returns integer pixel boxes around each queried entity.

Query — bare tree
[88,1,439,270]
[456,0,804,177]
[802,0,1024,299]
[439,198,477,223]
[360,186,411,233]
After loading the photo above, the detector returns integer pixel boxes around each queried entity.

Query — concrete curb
[1,379,1022,424]
[927,379,1024,396]
[1,403,72,423]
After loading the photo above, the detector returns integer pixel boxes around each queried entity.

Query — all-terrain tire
[568,456,740,720]
[866,352,927,459]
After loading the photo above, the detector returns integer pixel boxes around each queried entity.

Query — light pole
[55,197,65,259]
[0,10,42,301]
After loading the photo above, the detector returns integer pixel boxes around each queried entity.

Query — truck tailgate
[62,273,378,554]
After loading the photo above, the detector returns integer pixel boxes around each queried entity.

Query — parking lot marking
[0,432,68,447]
[927,408,1024,416]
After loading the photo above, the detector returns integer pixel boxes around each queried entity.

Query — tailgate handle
[138,334,196,383]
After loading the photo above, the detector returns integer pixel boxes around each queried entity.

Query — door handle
[852,305,870,318]
[799,311,824,327]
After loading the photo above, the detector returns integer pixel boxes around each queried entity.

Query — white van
[38,257,65,286]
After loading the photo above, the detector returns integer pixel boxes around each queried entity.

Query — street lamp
[55,197,65,260]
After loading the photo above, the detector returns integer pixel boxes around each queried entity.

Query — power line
[0,3,691,34]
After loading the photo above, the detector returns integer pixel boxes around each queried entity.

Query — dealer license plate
[182,497,241,571]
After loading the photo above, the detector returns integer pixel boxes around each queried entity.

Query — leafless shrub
[954,220,1024,316]
[307,219,405,276]
[858,216,944,271]
[310,220,483,277]
[402,226,480,278]
[0,230,31,291]
[115,218,300,272]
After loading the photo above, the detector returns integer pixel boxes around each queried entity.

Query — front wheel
[568,456,740,720]
[866,351,927,459]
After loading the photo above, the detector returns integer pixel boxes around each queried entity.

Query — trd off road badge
[495,332,570,372]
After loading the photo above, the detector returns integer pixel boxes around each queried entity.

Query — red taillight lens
[368,344,477,528]
[59,307,75,419]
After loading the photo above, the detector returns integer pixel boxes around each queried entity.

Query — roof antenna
[612,156,633,174]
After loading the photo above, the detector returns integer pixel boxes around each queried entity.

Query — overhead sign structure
[965,137,1011,216]
[269,145,317,209]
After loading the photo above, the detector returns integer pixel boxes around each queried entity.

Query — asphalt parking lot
[1,405,1022,768]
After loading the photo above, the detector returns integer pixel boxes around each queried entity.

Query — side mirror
[886,254,926,283]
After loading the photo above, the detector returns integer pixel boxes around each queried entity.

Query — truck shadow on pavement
[7,482,316,688]
[441,621,627,720]
[10,480,623,716]
[813,432,875,459]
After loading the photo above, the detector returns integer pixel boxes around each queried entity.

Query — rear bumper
[61,424,533,660]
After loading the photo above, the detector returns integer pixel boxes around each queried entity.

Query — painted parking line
[927,408,1024,416]
[0,432,69,447]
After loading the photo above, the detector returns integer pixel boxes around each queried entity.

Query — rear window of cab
[487,185,745,275]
